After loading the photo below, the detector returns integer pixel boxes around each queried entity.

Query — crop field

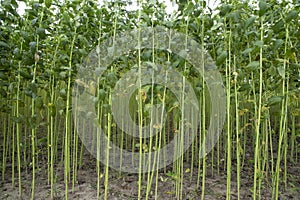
[0,0,299,199]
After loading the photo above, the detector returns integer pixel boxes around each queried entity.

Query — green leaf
[219,4,232,17]
[245,16,256,29]
[78,48,88,55]
[246,61,259,71]
[189,22,198,33]
[33,3,39,10]
[194,10,201,17]
[267,96,284,106]
[98,89,106,101]
[45,0,52,8]
[20,70,32,79]
[60,89,66,97]
[258,1,269,16]
[227,11,240,23]
[37,137,47,144]
[13,47,21,59]
[29,41,36,52]
[185,2,194,14]
[37,28,46,38]
[21,31,29,40]
[254,40,264,48]
[290,63,300,68]
[286,10,298,22]
[216,51,227,65]
[0,72,8,80]
[242,48,253,55]
[239,83,252,92]
[277,66,285,78]
[0,41,10,49]
[32,18,38,26]
[171,59,180,68]
[272,19,284,33]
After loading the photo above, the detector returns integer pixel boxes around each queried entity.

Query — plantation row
[0,0,299,199]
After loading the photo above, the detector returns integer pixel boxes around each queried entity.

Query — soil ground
[1,147,300,200]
